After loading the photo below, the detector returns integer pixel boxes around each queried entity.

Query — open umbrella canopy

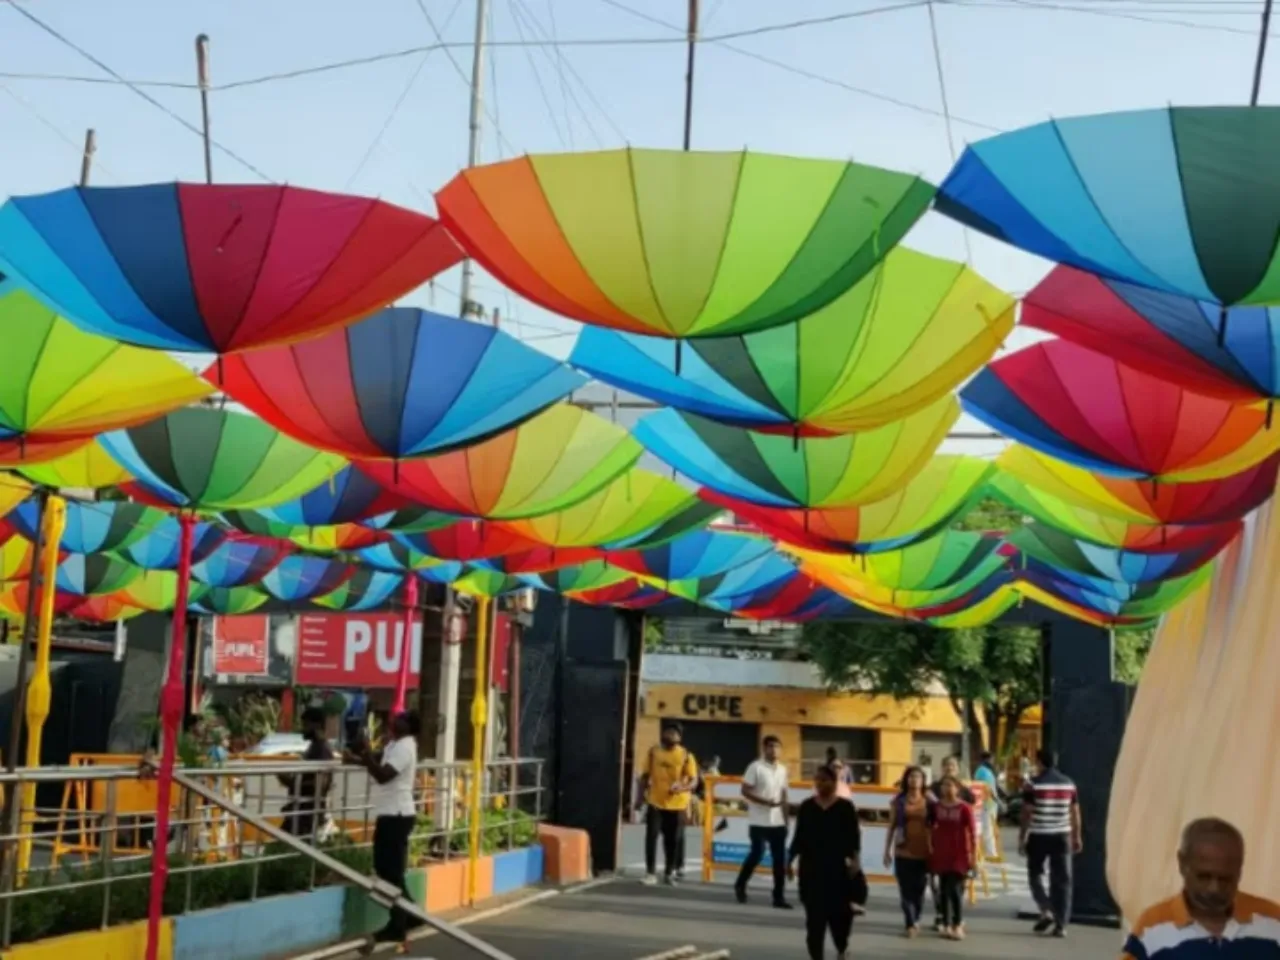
[0,583,129,621]
[220,512,389,553]
[102,407,346,511]
[701,454,992,553]
[568,578,668,609]
[477,546,602,575]
[55,554,140,596]
[663,551,800,606]
[18,442,132,489]
[0,476,31,520]
[1022,266,1280,403]
[989,469,1243,552]
[570,247,1012,434]
[1009,523,1233,583]
[634,397,958,508]
[359,404,641,520]
[112,519,227,570]
[248,465,405,527]
[10,498,165,554]
[213,307,586,458]
[0,536,43,582]
[313,569,404,612]
[793,530,1010,593]
[453,567,524,598]
[502,468,716,548]
[118,570,210,611]
[0,183,462,353]
[360,507,460,534]
[261,554,355,602]
[1018,567,1208,622]
[522,560,630,594]
[0,282,212,464]
[352,540,453,574]
[63,594,144,623]
[998,445,1280,524]
[926,584,1020,628]
[191,539,289,588]
[605,530,775,582]
[190,586,269,616]
[394,520,540,562]
[437,148,935,339]
[963,339,1280,480]
[936,106,1280,307]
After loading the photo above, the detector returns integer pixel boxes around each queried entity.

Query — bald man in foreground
[1122,818,1280,958]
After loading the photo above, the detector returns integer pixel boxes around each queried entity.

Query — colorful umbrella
[313,570,404,612]
[261,555,355,602]
[393,520,540,562]
[1008,524,1233,584]
[962,339,1280,480]
[243,465,405,527]
[701,454,993,553]
[189,586,269,616]
[18,443,132,489]
[351,540,456,575]
[191,539,289,588]
[634,397,958,508]
[502,468,717,548]
[925,584,1020,628]
[522,560,630,594]
[605,530,775,582]
[359,404,641,519]
[568,579,668,609]
[215,307,586,459]
[9,498,165,554]
[570,247,1012,433]
[55,554,141,596]
[998,445,1280,525]
[360,507,460,534]
[437,149,935,340]
[793,531,1009,593]
[1021,266,1280,403]
[0,282,212,464]
[0,476,31,519]
[63,594,144,623]
[0,536,42,583]
[219,512,388,553]
[936,106,1280,308]
[988,469,1243,553]
[118,571,210,612]
[112,519,227,570]
[0,183,462,353]
[476,546,602,575]
[453,567,525,598]
[102,407,346,512]
[664,552,800,607]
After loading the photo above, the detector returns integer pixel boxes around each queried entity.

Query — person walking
[930,776,976,940]
[927,756,975,930]
[279,707,334,839]
[1019,749,1081,938]
[884,766,934,938]
[640,720,697,886]
[972,751,1002,860]
[344,711,421,945]
[824,747,854,799]
[1122,818,1280,958]
[734,735,792,909]
[788,765,860,960]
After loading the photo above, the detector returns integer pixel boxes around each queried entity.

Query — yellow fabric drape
[1107,502,1280,922]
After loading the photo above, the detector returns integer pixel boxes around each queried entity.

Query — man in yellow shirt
[642,720,698,886]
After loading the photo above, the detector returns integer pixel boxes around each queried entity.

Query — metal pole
[458,0,490,317]
[682,0,699,150]
[392,576,419,715]
[195,34,213,184]
[1254,0,1276,104]
[466,596,491,905]
[5,488,47,777]
[79,129,97,187]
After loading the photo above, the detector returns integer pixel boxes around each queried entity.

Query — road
[407,825,1121,959]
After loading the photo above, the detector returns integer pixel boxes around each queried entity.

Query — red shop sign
[213,615,271,676]
[294,612,422,688]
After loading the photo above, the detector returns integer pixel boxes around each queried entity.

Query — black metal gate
[556,659,628,873]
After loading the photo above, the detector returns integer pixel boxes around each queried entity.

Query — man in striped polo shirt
[1018,749,1082,938]
[1122,819,1280,958]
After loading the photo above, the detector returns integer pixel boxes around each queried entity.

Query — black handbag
[850,869,869,906]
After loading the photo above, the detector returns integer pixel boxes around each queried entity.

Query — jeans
[894,857,929,929]
[938,872,965,927]
[735,825,787,903]
[1027,833,1074,928]
[372,815,417,939]
[803,894,853,960]
[644,808,684,877]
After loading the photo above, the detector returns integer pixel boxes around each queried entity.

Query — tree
[1114,625,1156,684]
[801,620,1043,760]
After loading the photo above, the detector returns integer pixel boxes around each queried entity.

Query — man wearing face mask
[1121,818,1280,958]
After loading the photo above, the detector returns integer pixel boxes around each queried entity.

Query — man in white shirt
[345,711,420,944]
[734,735,793,909]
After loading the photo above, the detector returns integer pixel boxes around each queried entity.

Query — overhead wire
[947,0,1280,34]
[925,2,974,263]
[505,0,571,148]
[543,0,576,147]
[0,84,120,182]
[3,1,273,181]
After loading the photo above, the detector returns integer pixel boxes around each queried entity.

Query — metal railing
[0,756,544,952]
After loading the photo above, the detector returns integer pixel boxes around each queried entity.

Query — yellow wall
[5,919,171,960]
[641,683,965,732]
[877,729,914,787]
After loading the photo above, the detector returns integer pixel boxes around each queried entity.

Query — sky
[0,0,1276,459]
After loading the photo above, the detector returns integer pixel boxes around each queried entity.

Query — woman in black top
[788,764,861,960]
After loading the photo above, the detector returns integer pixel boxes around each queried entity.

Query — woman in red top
[930,775,976,940]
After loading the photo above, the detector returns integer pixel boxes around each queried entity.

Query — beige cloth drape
[1107,502,1280,922]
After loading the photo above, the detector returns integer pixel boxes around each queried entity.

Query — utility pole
[458,0,490,319]
[682,0,699,150]
[1252,0,1275,105]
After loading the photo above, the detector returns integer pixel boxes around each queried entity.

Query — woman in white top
[344,711,420,944]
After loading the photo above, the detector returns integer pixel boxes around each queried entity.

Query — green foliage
[953,497,1027,534]
[410,808,539,863]
[643,618,664,650]
[1115,626,1156,684]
